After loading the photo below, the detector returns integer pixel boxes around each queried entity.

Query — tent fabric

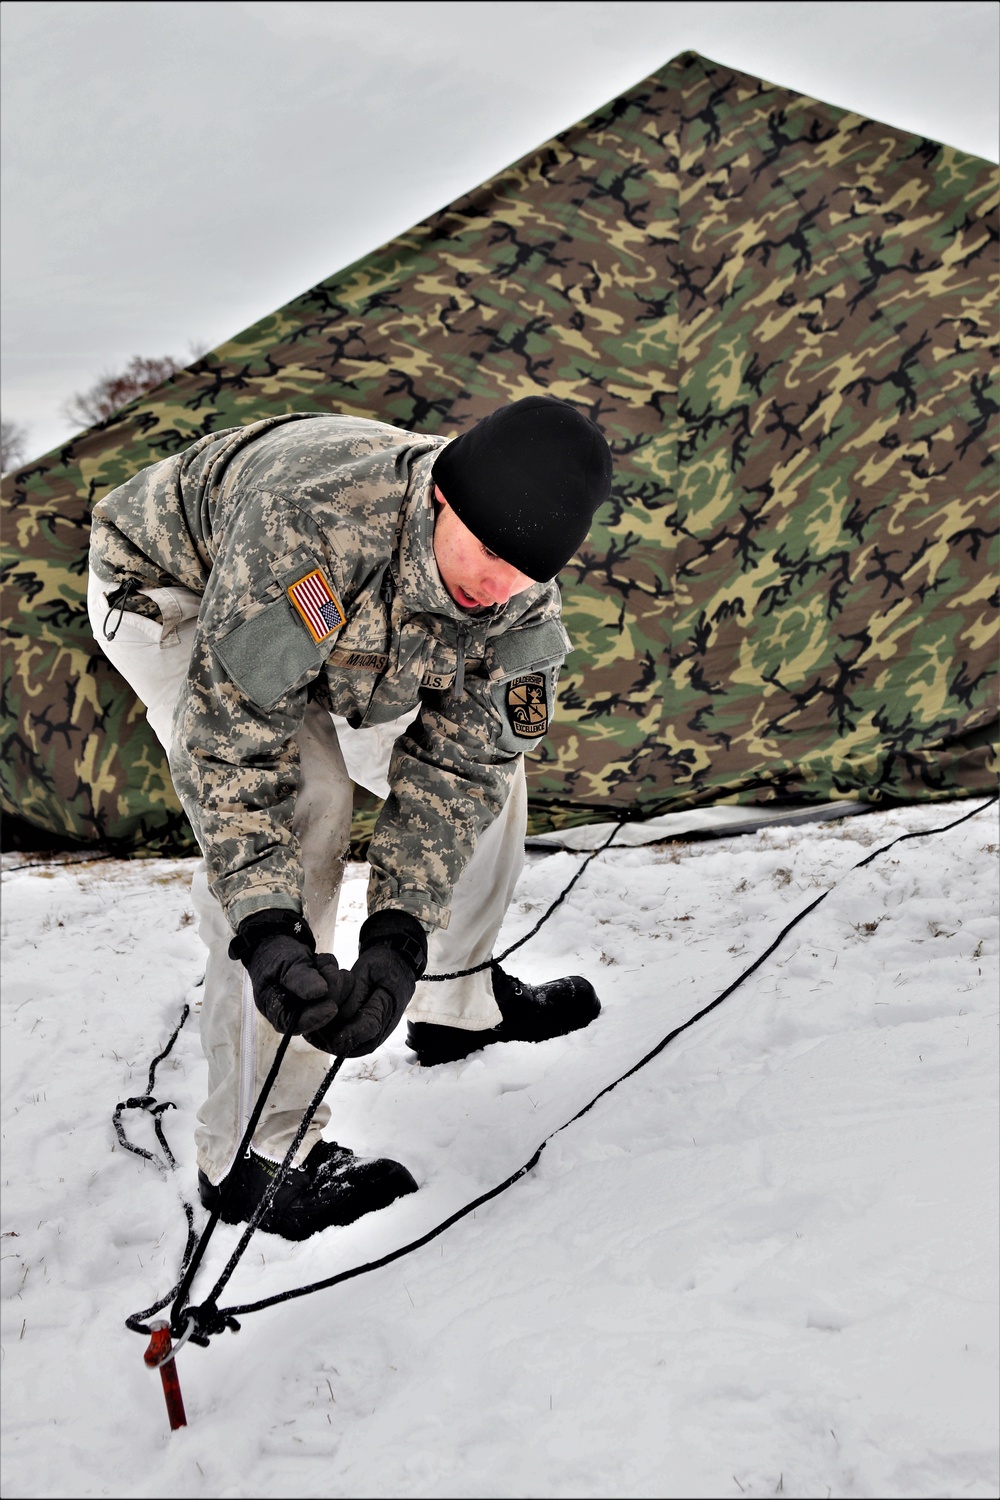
[525,800,872,851]
[2,50,997,853]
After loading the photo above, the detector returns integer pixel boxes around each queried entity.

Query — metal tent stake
[144,1321,187,1430]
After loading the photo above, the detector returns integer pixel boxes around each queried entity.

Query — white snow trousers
[87,569,525,1182]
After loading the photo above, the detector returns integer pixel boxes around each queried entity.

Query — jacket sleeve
[90,415,321,593]
[366,587,568,930]
[168,488,348,929]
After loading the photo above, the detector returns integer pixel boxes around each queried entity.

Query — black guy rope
[423,816,627,981]
[124,794,997,1347]
[114,1003,191,1170]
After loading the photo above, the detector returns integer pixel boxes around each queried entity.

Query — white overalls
[87,570,526,1184]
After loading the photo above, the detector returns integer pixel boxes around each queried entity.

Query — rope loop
[124,1201,198,1336]
[112,1003,190,1170]
[174,1302,241,1344]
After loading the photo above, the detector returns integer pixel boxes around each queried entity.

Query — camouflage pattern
[2,50,997,852]
[91,414,566,926]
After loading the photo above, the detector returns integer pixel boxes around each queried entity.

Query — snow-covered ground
[2,800,997,1499]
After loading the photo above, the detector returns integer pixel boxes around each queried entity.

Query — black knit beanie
[431,397,613,581]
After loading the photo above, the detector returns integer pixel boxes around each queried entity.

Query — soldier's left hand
[303,910,427,1058]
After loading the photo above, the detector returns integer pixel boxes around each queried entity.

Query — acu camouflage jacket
[89,414,569,932]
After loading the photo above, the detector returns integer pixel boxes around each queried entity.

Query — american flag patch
[286,569,345,644]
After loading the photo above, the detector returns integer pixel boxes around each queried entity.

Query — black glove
[229,909,347,1037]
[303,910,428,1059]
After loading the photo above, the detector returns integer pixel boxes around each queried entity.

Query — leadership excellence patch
[506,673,548,738]
[287,568,345,645]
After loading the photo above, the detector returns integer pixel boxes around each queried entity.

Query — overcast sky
[2,0,997,462]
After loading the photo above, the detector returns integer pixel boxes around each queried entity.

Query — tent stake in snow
[144,1321,187,1430]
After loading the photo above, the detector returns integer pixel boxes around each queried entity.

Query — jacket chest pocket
[357,621,432,725]
[323,611,425,727]
[327,595,391,664]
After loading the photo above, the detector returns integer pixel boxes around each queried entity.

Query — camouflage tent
[2,50,997,853]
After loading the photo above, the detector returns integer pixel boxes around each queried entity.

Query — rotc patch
[506,673,548,738]
[287,568,345,644]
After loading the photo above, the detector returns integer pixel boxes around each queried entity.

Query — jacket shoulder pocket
[485,617,570,754]
[486,617,569,683]
[212,596,325,711]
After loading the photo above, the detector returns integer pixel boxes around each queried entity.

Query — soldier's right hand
[229,910,347,1036]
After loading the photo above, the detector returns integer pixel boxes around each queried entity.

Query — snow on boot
[407,963,601,1066]
[198,1139,417,1241]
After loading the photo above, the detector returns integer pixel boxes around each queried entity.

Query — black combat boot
[407,963,600,1066]
[198,1139,417,1241]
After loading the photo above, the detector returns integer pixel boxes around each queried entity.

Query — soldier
[87,396,613,1240]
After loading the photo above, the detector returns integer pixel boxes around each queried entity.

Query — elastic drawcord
[103,579,140,640]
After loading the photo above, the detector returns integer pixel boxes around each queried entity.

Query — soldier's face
[433,488,536,610]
